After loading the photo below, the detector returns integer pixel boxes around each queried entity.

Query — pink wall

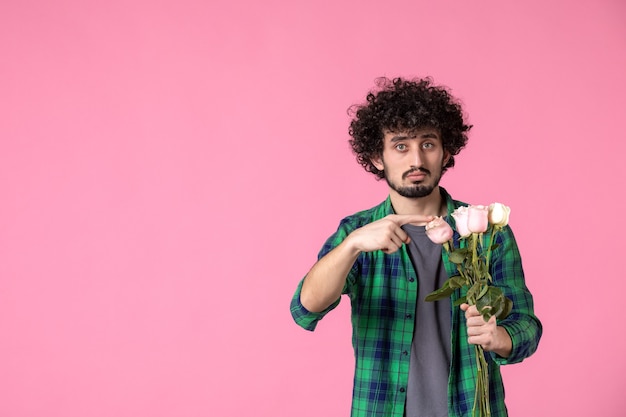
[1,1,625,416]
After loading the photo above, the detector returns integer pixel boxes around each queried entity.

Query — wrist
[341,233,364,257]
[493,326,513,358]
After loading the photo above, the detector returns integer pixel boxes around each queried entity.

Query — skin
[300,127,512,357]
[461,304,512,358]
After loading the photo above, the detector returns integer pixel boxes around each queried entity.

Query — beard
[384,167,441,198]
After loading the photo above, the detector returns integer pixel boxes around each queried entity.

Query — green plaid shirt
[290,188,542,417]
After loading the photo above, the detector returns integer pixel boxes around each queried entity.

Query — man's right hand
[344,214,434,254]
[300,214,433,312]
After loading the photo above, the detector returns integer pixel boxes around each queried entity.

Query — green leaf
[448,249,468,264]
[479,306,493,322]
[497,297,513,320]
[477,283,489,300]
[448,275,466,289]
[453,296,467,306]
[475,286,513,320]
[478,262,489,277]
[424,280,454,302]
[466,281,483,302]
[425,275,468,302]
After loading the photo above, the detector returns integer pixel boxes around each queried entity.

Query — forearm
[299,213,429,313]
[300,237,360,313]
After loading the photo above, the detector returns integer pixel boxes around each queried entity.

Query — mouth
[406,175,425,182]
[404,169,429,181]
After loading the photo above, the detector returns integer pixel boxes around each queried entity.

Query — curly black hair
[348,77,472,179]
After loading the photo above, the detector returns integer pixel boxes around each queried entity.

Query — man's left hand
[460,303,512,358]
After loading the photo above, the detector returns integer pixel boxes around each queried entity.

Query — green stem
[473,346,481,417]
[475,345,491,417]
[485,226,500,278]
[465,231,496,416]
[471,233,479,297]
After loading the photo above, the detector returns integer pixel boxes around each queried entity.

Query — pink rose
[425,216,454,244]
[468,205,489,234]
[451,206,471,238]
[467,206,489,233]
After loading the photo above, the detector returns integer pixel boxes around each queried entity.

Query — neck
[389,186,446,217]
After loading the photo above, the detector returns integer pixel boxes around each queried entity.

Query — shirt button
[399,387,406,393]
[405,313,412,319]
[408,277,415,282]
[402,350,408,356]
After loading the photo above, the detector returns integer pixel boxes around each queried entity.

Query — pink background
[1,1,625,416]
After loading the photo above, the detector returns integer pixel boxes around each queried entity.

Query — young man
[290,77,542,417]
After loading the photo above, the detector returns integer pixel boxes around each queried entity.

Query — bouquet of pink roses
[424,203,513,417]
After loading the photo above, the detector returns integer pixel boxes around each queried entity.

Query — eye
[395,143,407,151]
[422,142,435,149]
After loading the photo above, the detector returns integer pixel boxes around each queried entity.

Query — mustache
[402,167,430,180]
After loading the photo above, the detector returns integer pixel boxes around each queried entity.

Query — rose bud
[488,202,511,227]
[425,216,454,244]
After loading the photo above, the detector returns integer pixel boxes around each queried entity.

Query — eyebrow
[389,132,440,142]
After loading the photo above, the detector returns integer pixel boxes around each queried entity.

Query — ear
[442,151,451,167]
[371,154,384,171]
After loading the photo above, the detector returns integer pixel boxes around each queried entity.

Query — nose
[410,146,424,167]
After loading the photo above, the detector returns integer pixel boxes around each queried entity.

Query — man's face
[372,127,450,199]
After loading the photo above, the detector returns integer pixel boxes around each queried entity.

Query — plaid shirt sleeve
[290,216,360,332]
[290,278,342,331]
[488,225,543,365]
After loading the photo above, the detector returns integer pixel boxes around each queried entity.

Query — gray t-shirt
[402,224,451,417]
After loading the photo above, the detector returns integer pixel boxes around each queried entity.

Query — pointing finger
[391,214,436,226]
